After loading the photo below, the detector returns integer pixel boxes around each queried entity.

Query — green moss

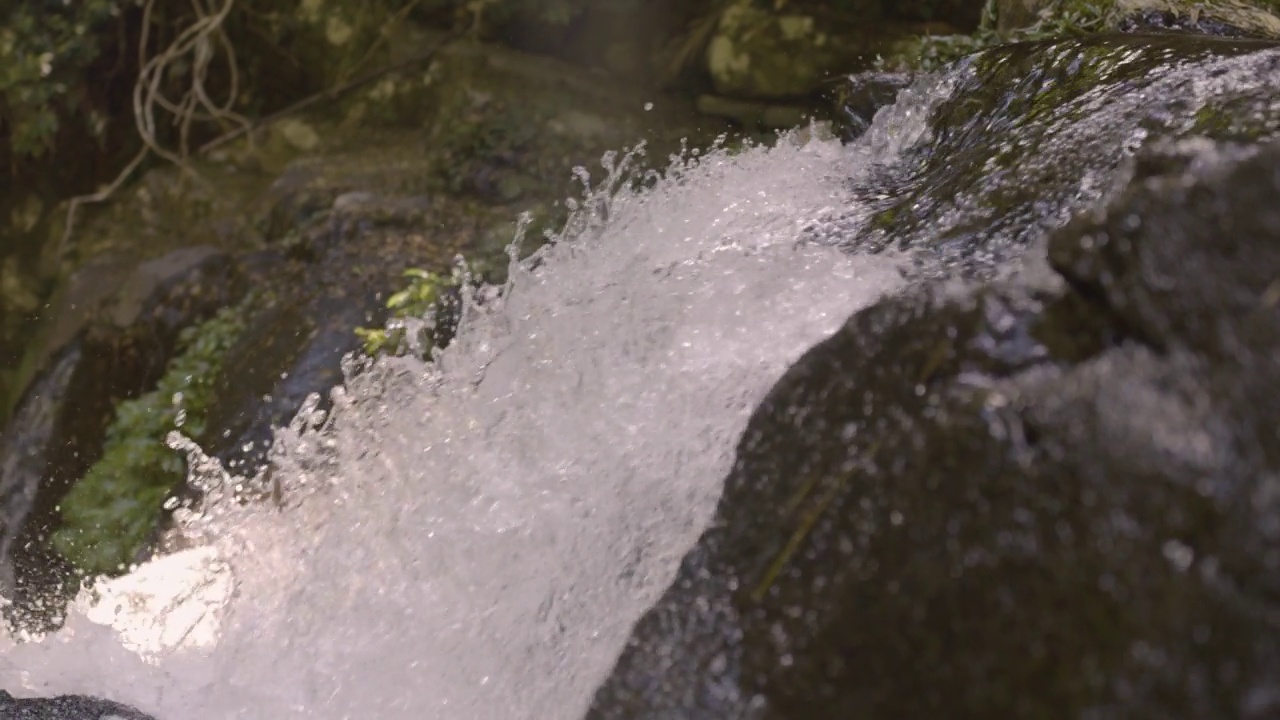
[855,32,1279,267]
[1191,95,1280,141]
[885,0,1280,71]
[869,206,900,232]
[51,297,254,576]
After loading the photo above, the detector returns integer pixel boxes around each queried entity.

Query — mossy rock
[883,0,1280,71]
[1103,0,1280,38]
[847,34,1280,275]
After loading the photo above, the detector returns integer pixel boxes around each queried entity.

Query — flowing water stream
[0,76,949,719]
[5,33,1280,719]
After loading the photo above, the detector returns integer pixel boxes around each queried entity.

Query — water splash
[0,87,951,718]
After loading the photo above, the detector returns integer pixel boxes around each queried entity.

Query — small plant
[356,267,459,356]
[51,298,253,576]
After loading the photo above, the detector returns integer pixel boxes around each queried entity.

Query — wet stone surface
[847,34,1280,277]
[585,135,1280,720]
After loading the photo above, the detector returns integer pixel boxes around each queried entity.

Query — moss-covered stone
[1111,0,1280,37]
[845,35,1280,274]
[884,0,1280,71]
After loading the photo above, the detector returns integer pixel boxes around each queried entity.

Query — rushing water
[0,77,949,717]
[6,32,1280,718]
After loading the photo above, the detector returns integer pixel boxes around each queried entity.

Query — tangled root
[59,0,249,259]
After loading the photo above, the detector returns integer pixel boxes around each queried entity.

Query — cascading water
[0,76,947,718]
[8,31,1279,718]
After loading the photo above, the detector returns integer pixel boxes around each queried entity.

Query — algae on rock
[852,34,1280,273]
[887,0,1280,70]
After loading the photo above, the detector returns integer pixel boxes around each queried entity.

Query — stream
[3,32,1280,720]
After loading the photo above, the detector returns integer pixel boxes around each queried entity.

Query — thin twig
[60,0,242,258]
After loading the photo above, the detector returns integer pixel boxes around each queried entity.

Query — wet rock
[829,69,915,140]
[1048,136,1280,470]
[198,239,393,477]
[1114,0,1280,38]
[890,1,1280,74]
[1119,8,1261,37]
[585,127,1280,720]
[32,256,135,378]
[0,690,155,720]
[105,248,227,331]
[3,247,223,438]
[995,0,1280,39]
[854,34,1280,275]
[0,348,79,598]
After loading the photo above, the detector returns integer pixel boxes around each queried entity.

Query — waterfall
[0,77,951,718]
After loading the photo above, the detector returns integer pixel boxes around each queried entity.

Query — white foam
[81,547,232,661]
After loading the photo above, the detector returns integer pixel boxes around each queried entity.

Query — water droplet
[1162,539,1195,572]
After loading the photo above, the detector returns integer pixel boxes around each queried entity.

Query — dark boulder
[585,138,1280,718]
[0,690,155,720]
